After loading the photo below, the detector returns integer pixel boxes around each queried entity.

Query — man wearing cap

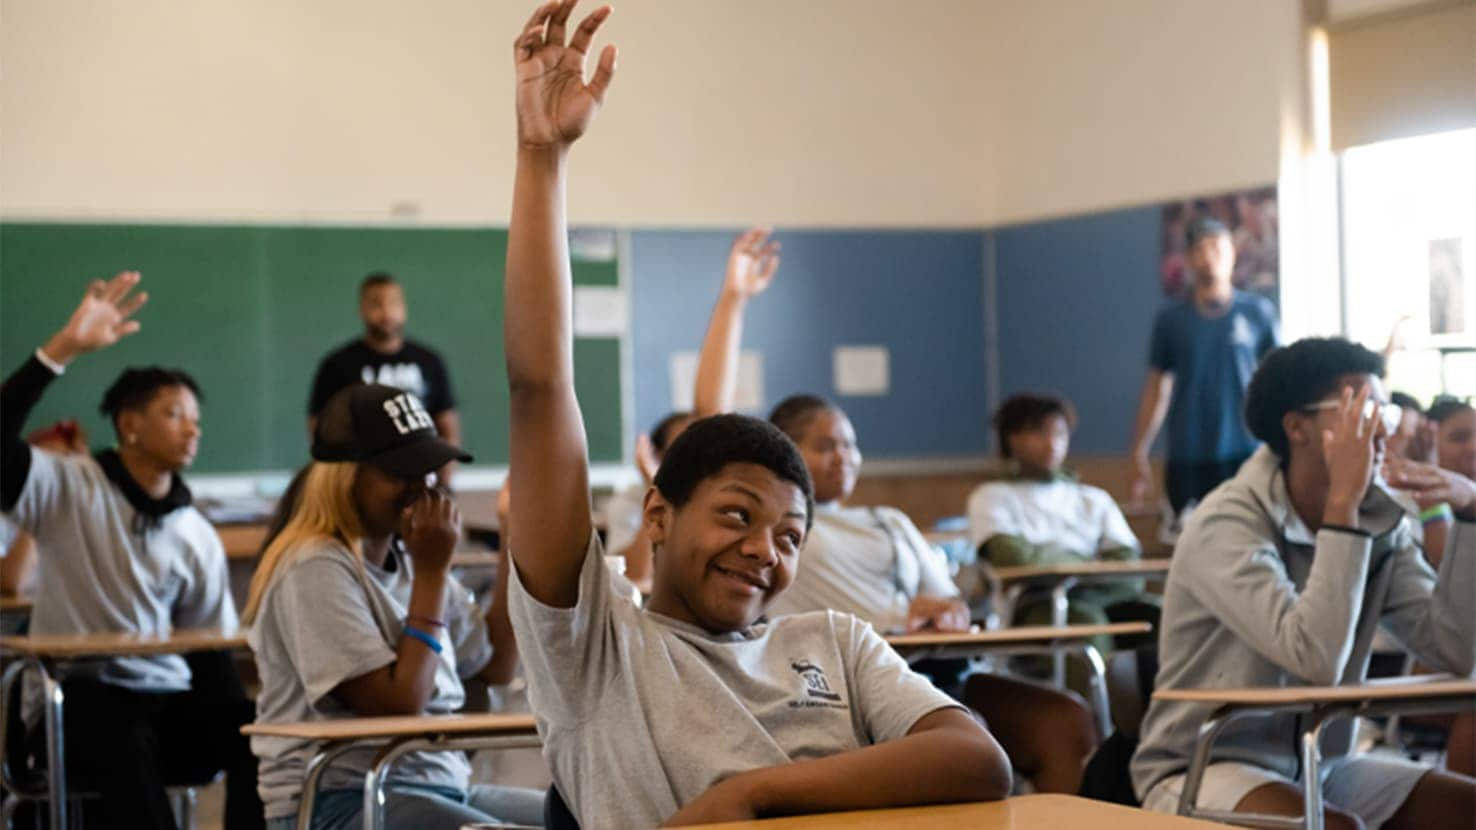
[307,272,461,484]
[1129,217,1281,516]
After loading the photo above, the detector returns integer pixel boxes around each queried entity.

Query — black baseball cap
[312,384,472,478]
[1185,216,1231,246]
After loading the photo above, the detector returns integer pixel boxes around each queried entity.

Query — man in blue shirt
[1129,217,1280,515]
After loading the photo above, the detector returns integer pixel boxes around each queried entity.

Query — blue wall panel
[993,206,1165,455]
[630,229,990,458]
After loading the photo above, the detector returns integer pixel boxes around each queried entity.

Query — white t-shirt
[765,504,959,633]
[966,478,1140,555]
[508,532,959,830]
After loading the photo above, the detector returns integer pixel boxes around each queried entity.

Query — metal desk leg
[1050,577,1079,687]
[1177,706,1242,818]
[36,659,67,830]
[1298,706,1348,830]
[297,742,363,830]
[1073,644,1112,739]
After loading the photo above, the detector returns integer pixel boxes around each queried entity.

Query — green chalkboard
[0,223,624,472]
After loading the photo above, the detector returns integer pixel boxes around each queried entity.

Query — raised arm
[692,228,780,417]
[2,272,147,510]
[503,0,616,608]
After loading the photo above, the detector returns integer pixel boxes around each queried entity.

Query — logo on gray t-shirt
[790,660,846,708]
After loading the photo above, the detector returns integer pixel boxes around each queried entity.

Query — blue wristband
[402,624,443,654]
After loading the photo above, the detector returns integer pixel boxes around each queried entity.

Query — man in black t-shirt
[308,272,461,483]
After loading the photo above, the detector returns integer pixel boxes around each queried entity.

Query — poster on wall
[1160,185,1278,302]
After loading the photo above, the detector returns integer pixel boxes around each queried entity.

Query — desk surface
[0,595,33,613]
[1153,674,1476,706]
[0,629,247,658]
[218,523,268,560]
[242,712,538,741]
[886,621,1150,650]
[990,558,1171,582]
[681,794,1224,829]
[450,551,501,569]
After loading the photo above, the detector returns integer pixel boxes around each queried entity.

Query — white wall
[1,0,1306,227]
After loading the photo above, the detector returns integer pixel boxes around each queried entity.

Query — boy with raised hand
[1,272,261,829]
[1131,338,1474,830]
[501,2,1010,826]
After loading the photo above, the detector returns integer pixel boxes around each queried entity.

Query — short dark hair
[767,395,839,443]
[1389,391,1423,412]
[360,272,398,296]
[1244,338,1385,458]
[99,367,203,434]
[653,414,814,529]
[1427,397,1474,424]
[993,394,1077,459]
[649,411,692,454]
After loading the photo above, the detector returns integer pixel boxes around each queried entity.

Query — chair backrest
[1105,645,1158,740]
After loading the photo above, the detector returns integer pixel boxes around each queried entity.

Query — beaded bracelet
[1420,503,1453,525]
[402,624,444,654]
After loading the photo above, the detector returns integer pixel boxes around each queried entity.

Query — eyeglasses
[1300,398,1402,433]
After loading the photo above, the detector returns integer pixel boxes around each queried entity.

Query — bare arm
[504,0,616,608]
[692,228,780,417]
[434,409,462,487]
[333,490,460,715]
[662,708,1010,826]
[477,485,519,684]
[0,532,38,596]
[1128,369,1173,502]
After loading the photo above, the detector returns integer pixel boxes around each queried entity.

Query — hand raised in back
[514,0,617,151]
[723,228,781,300]
[45,272,149,365]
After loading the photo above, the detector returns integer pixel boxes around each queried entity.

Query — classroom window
[1340,127,1476,402]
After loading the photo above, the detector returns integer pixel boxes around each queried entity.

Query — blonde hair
[242,462,365,625]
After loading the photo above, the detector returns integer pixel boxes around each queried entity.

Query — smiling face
[644,462,810,634]
[118,385,202,472]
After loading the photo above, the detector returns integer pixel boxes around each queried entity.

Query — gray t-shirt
[508,532,959,830]
[248,538,493,821]
[766,504,958,633]
[6,449,234,707]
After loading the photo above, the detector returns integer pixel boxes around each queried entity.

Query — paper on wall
[833,345,889,396]
[573,286,628,336]
[668,350,765,412]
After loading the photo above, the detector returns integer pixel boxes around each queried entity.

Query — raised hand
[514,0,617,151]
[1322,384,1379,526]
[43,271,149,366]
[723,228,781,300]
[401,488,462,574]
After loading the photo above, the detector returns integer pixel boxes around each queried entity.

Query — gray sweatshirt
[1132,446,1475,798]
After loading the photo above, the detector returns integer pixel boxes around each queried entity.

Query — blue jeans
[267,783,545,830]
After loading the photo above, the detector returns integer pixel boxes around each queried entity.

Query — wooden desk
[0,628,248,830]
[681,793,1225,829]
[245,713,540,830]
[0,629,247,658]
[0,594,33,614]
[981,558,1170,685]
[1154,675,1476,830]
[218,523,268,560]
[886,623,1152,737]
[449,551,501,570]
